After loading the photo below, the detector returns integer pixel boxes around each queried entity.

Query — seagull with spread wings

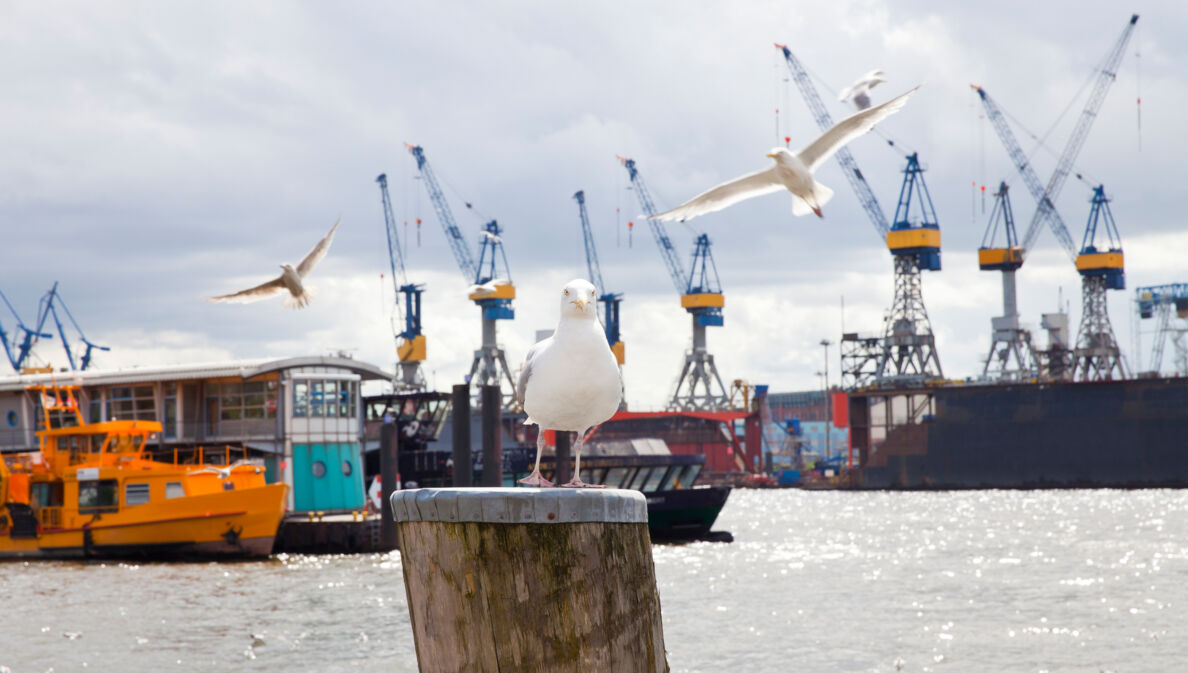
[208,219,340,309]
[650,86,918,222]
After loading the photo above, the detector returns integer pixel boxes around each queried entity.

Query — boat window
[310,382,324,417]
[165,482,185,499]
[31,481,64,508]
[640,468,668,493]
[678,464,701,489]
[626,468,653,491]
[78,479,118,512]
[341,460,353,477]
[125,482,151,506]
[5,410,16,427]
[604,467,632,489]
[312,460,327,478]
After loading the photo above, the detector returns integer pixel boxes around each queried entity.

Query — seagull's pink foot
[560,478,606,489]
[518,470,555,487]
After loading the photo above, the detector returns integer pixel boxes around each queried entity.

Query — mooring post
[392,488,668,672]
[554,430,571,485]
[451,384,472,487]
[379,416,399,550]
[480,384,502,487]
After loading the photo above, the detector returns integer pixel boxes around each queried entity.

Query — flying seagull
[517,278,622,488]
[839,69,887,111]
[208,219,339,309]
[467,277,511,297]
[650,86,919,222]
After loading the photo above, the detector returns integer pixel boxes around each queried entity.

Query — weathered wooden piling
[391,488,668,673]
[450,384,472,487]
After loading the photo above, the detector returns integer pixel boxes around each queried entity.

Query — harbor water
[3,489,1186,672]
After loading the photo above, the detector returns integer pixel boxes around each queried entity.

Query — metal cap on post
[480,384,502,487]
[392,488,666,672]
[451,384,472,487]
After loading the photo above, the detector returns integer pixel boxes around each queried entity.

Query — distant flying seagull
[650,86,918,222]
[839,69,887,111]
[480,230,501,244]
[208,219,339,309]
[517,278,622,488]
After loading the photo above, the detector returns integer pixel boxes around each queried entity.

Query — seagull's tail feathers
[791,195,814,217]
[283,287,314,310]
[814,181,835,210]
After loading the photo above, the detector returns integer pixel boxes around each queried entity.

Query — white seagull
[651,86,918,222]
[517,278,622,488]
[839,69,888,111]
[208,219,339,309]
[467,277,511,297]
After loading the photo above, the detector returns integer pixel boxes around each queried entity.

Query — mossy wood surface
[396,520,668,673]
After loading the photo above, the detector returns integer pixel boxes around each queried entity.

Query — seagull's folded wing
[798,85,919,172]
[207,276,287,303]
[516,338,552,404]
[297,218,340,277]
[650,167,785,222]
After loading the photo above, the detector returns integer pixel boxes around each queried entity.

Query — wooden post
[451,384,472,487]
[554,430,571,485]
[379,418,398,550]
[479,385,501,487]
[392,488,668,673]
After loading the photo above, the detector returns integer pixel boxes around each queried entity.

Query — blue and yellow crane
[0,287,53,373]
[377,173,427,390]
[0,283,108,373]
[572,190,624,365]
[618,156,729,411]
[776,43,943,388]
[405,143,517,396]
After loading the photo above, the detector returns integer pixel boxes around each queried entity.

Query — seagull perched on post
[650,86,918,223]
[838,69,887,111]
[517,279,622,488]
[208,219,339,309]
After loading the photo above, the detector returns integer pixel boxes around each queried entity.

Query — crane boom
[377,173,407,288]
[617,156,688,294]
[1021,15,1138,254]
[972,85,1079,261]
[405,143,479,282]
[775,43,890,237]
[573,190,606,296]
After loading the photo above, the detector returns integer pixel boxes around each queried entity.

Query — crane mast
[618,156,727,410]
[0,287,53,373]
[406,144,517,399]
[573,190,625,365]
[377,173,427,390]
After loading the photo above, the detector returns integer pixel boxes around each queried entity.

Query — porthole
[5,410,16,428]
[312,460,327,479]
[341,460,353,477]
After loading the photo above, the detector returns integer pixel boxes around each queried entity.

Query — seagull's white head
[766,147,794,161]
[560,278,597,319]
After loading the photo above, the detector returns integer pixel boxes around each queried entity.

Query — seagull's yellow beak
[571,298,589,311]
[766,151,777,158]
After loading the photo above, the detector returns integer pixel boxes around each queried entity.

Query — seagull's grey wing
[515,338,552,404]
[650,166,785,223]
[207,276,287,304]
[296,219,340,277]
[798,85,918,172]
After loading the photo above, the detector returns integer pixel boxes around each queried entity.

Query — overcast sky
[2,1,1184,409]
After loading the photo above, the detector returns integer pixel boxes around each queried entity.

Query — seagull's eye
[589,290,595,297]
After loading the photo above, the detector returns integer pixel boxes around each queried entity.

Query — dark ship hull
[852,376,1188,489]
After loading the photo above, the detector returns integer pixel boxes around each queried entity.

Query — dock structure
[392,488,667,673]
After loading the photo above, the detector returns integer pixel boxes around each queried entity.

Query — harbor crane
[0,287,54,373]
[377,173,427,390]
[978,183,1039,380]
[776,43,943,389]
[405,143,517,398]
[1136,283,1188,376]
[617,156,729,411]
[573,190,625,365]
[973,14,1137,382]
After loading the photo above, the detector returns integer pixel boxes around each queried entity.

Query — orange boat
[0,384,287,559]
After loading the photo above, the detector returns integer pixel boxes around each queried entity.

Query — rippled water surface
[4,490,1187,672]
